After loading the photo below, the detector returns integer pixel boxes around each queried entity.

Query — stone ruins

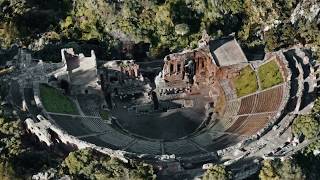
[3,33,319,179]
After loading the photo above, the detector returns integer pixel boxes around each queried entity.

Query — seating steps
[191,132,221,147]
[80,117,108,133]
[237,95,256,115]
[77,95,101,117]
[51,114,133,148]
[236,113,275,136]
[220,80,237,100]
[252,86,283,113]
[224,100,240,117]
[98,128,134,148]
[164,140,200,155]
[226,116,248,133]
[221,117,237,130]
[51,115,93,136]
[211,117,236,131]
[205,134,242,151]
[127,140,161,155]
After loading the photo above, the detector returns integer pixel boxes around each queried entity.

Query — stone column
[134,67,138,77]
[174,61,178,74]
[169,62,173,75]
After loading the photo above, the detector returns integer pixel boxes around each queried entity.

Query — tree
[61,148,156,180]
[259,159,305,180]
[0,21,19,48]
[312,97,320,114]
[0,111,25,158]
[202,164,231,180]
[0,160,20,180]
[292,115,320,139]
[302,139,320,156]
[175,23,190,35]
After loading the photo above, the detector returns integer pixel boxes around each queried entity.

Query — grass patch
[258,60,284,89]
[99,110,109,120]
[233,66,258,97]
[39,84,79,114]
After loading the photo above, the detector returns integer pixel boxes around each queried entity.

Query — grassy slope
[258,60,284,89]
[39,84,79,114]
[233,66,258,97]
[99,110,109,120]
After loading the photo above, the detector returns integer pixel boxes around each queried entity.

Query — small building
[209,37,248,66]
[55,48,99,95]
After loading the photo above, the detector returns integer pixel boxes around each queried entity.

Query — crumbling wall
[25,116,129,163]
[162,48,217,85]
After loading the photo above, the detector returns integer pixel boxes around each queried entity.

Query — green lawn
[233,66,258,97]
[99,110,109,120]
[258,60,284,89]
[39,84,79,114]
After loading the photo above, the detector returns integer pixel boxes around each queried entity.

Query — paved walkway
[46,112,100,119]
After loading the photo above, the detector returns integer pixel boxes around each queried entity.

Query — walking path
[46,112,101,119]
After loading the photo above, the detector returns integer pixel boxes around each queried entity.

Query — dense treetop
[202,164,232,180]
[0,0,319,59]
[61,148,156,180]
[259,158,305,180]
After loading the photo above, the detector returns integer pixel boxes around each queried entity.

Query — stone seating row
[127,140,162,155]
[253,85,283,113]
[220,79,237,100]
[97,129,134,148]
[235,113,276,136]
[164,140,200,155]
[225,112,275,136]
[237,95,256,115]
[51,114,134,149]
[191,127,227,147]
[51,115,93,136]
[237,85,284,115]
[77,95,101,117]
[223,100,240,117]
[80,117,108,133]
[226,116,249,133]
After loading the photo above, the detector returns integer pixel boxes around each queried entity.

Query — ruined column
[134,67,138,77]
[169,63,173,75]
[164,62,168,75]
[174,61,178,74]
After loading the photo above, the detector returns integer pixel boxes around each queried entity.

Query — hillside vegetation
[0,0,319,60]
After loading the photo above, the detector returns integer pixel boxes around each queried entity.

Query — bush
[61,148,156,180]
[292,115,319,139]
[259,159,305,180]
[175,23,190,35]
[202,164,231,180]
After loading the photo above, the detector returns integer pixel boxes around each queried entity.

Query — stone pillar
[196,59,200,75]
[166,62,171,75]
[164,62,168,75]
[174,61,178,74]
[134,67,138,77]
